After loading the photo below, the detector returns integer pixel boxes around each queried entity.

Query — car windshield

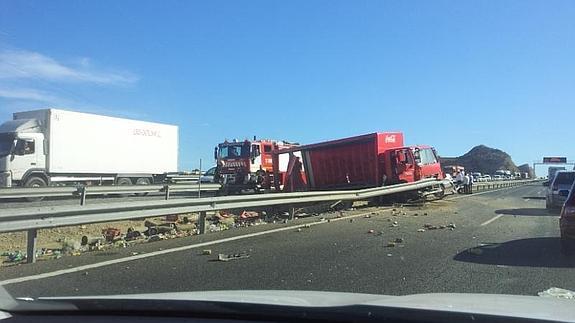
[1,1,574,319]
[554,172,575,185]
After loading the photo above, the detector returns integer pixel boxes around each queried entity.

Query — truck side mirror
[214,147,218,160]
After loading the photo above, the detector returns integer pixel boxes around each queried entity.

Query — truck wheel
[24,176,47,202]
[115,177,133,197]
[433,184,446,199]
[135,177,151,196]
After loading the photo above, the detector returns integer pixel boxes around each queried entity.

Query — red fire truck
[214,138,298,194]
[272,132,445,197]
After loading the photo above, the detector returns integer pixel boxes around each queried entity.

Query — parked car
[560,181,575,254]
[471,172,482,181]
[482,175,492,181]
[546,170,575,210]
[493,175,503,181]
[200,166,217,183]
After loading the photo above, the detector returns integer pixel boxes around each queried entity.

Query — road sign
[543,157,567,163]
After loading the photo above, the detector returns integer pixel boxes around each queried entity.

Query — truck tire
[135,177,151,196]
[24,176,47,202]
[433,184,446,199]
[115,177,133,197]
[117,177,132,186]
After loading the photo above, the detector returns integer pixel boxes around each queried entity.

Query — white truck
[0,109,178,188]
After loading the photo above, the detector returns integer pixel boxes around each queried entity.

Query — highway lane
[3,183,574,298]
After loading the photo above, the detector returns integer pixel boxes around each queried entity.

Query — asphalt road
[2,183,574,298]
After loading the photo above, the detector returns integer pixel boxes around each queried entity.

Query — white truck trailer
[0,109,178,188]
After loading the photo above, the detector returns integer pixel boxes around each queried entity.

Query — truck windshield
[219,144,249,159]
[0,134,14,157]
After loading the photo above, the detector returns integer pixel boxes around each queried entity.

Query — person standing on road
[462,172,470,194]
[468,173,474,194]
[455,171,463,185]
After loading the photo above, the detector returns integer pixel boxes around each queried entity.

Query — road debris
[417,229,426,232]
[81,235,104,247]
[390,221,399,227]
[395,238,404,243]
[367,229,375,234]
[538,287,575,299]
[5,251,25,262]
[102,228,121,242]
[217,252,250,262]
[386,242,396,247]
[147,234,165,242]
[202,249,212,255]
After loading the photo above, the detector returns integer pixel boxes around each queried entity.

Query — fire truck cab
[214,139,296,194]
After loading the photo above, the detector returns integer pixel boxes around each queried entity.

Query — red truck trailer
[272,132,445,198]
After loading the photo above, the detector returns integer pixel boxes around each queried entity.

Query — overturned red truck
[271,132,445,199]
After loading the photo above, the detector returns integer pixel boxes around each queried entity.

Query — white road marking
[449,186,515,200]
[0,209,385,286]
[480,214,504,226]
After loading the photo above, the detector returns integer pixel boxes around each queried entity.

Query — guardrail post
[198,211,206,234]
[164,185,170,200]
[289,206,295,220]
[26,229,37,264]
[79,186,87,206]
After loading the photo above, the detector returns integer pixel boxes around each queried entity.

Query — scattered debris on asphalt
[102,228,121,242]
[202,249,212,255]
[367,229,375,234]
[417,229,426,232]
[217,252,250,262]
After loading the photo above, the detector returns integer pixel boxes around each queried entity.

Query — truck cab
[215,139,295,193]
[0,119,47,188]
[382,146,444,185]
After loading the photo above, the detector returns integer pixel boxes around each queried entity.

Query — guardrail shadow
[494,208,557,216]
[453,237,575,268]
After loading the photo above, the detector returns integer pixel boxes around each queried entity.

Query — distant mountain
[440,145,519,175]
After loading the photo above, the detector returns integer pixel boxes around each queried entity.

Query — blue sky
[0,1,573,175]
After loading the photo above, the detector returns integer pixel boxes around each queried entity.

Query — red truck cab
[381,145,444,185]
[215,139,297,194]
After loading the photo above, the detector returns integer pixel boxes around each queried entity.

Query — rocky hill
[440,145,519,175]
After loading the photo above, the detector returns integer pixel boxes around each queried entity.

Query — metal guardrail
[0,178,537,263]
[473,179,536,192]
[0,183,221,200]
